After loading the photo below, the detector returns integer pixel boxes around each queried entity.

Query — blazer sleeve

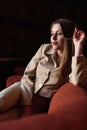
[20,45,43,106]
[69,56,87,88]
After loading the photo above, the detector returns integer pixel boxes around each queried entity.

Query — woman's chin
[52,45,58,50]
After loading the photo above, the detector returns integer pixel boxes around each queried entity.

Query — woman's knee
[0,82,21,112]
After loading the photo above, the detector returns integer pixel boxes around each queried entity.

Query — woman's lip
[52,42,57,45]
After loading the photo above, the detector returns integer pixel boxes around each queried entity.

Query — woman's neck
[57,50,63,57]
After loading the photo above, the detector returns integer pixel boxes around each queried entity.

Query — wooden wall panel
[0,0,87,58]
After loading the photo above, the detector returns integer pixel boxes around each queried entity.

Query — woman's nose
[53,34,57,40]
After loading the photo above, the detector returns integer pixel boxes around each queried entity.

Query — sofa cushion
[0,114,62,130]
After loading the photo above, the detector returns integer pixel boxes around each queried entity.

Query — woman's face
[50,23,65,51]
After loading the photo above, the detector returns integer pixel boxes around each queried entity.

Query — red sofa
[0,67,87,130]
[6,66,25,87]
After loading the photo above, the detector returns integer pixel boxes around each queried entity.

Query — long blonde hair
[50,19,75,82]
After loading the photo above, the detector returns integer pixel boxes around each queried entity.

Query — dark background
[0,0,87,90]
[0,0,87,59]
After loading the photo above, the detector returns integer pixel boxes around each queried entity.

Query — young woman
[0,18,87,121]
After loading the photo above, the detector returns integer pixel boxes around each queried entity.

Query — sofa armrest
[6,75,22,87]
[6,65,25,87]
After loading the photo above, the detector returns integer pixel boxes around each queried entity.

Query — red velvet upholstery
[0,82,87,130]
[6,66,24,87]
[48,82,87,129]
[6,75,22,87]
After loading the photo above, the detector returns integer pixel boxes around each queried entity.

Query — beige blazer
[20,44,87,106]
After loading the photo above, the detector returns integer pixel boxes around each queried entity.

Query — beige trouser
[0,82,21,122]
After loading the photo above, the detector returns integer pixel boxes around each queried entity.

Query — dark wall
[0,0,87,59]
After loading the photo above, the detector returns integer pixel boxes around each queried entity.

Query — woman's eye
[57,32,62,35]
[51,32,63,36]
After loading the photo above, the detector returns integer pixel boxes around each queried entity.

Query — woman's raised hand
[73,28,86,46]
[73,28,86,56]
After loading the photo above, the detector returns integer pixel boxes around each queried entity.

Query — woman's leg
[0,107,21,122]
[0,82,21,112]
